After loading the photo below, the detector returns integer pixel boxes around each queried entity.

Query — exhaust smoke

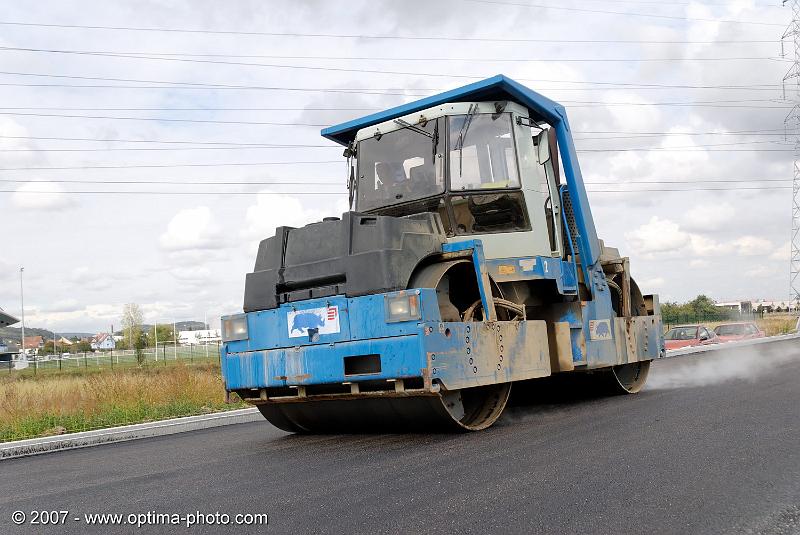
[646,343,800,390]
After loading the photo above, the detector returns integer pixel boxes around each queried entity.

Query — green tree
[687,295,719,317]
[121,303,146,365]
[146,323,175,347]
[42,340,57,356]
[74,340,92,352]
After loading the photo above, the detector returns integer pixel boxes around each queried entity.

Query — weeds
[0,363,244,442]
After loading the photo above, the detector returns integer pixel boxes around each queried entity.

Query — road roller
[220,75,663,432]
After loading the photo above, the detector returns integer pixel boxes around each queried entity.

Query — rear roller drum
[606,360,650,394]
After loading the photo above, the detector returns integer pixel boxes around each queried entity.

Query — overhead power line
[0,81,783,93]
[3,186,790,196]
[464,0,784,26]
[1,111,795,130]
[0,178,342,185]
[0,128,794,147]
[4,189,346,196]
[0,134,334,146]
[0,69,785,92]
[0,145,794,154]
[0,161,341,171]
[0,98,790,113]
[0,177,790,186]
[0,110,327,127]
[550,0,781,7]
[0,45,789,64]
[0,20,782,41]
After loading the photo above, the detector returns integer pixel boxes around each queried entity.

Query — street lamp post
[19,267,25,359]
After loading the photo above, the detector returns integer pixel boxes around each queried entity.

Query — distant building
[752,299,799,312]
[178,329,221,345]
[715,299,798,313]
[715,301,746,313]
[23,336,44,354]
[90,333,116,351]
[57,336,73,346]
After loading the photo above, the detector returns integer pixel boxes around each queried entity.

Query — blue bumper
[221,289,554,394]
[221,290,440,391]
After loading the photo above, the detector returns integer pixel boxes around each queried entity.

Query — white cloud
[624,216,690,254]
[0,260,17,281]
[770,241,791,261]
[170,266,213,283]
[68,267,115,291]
[625,218,772,259]
[69,267,94,284]
[745,265,776,278]
[41,299,81,313]
[731,236,773,257]
[638,277,665,289]
[683,202,735,232]
[159,207,223,252]
[12,182,73,210]
[243,191,348,244]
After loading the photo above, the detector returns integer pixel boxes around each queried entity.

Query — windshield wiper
[455,103,478,178]
[393,118,433,139]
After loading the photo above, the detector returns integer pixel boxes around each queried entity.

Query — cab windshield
[354,111,528,235]
[355,118,443,212]
[448,112,520,191]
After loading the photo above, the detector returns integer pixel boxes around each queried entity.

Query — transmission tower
[782,0,800,308]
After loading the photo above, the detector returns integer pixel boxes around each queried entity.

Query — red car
[664,324,719,350]
[712,322,765,343]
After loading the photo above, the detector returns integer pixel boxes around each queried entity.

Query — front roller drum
[257,382,511,433]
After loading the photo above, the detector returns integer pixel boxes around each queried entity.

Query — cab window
[450,192,529,235]
[448,113,520,191]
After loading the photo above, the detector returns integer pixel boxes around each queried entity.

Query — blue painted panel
[223,334,427,389]
[578,295,620,367]
[348,289,441,339]
[485,256,578,295]
[225,295,352,354]
[441,240,494,320]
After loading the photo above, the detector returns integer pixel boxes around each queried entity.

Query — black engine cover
[243,212,446,312]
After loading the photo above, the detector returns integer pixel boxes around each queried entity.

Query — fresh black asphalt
[1,341,798,534]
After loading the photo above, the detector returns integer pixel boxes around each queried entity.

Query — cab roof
[0,308,18,328]
[320,74,565,146]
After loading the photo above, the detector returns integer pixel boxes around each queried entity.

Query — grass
[0,362,245,443]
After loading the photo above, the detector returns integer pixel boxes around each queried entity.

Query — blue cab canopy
[321,74,563,145]
[0,308,18,328]
[320,74,601,268]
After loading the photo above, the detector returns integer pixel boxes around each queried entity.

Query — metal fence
[3,342,221,375]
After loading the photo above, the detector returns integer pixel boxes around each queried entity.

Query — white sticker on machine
[287,306,340,338]
[589,319,612,341]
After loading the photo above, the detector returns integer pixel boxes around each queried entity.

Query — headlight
[222,314,249,342]
[384,292,421,323]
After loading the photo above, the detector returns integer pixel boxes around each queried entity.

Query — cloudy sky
[0,0,794,333]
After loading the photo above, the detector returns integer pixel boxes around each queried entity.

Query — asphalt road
[1,342,799,535]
